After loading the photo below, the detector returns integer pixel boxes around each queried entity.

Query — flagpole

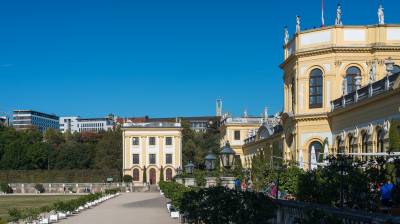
[322,0,325,28]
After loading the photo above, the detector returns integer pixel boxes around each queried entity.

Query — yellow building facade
[219,114,264,165]
[122,122,182,185]
[281,24,400,169]
[242,122,283,169]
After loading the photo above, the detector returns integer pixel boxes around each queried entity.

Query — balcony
[331,72,399,111]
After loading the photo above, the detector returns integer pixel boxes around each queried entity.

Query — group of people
[234,178,254,192]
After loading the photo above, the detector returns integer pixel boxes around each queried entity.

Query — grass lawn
[0,195,80,222]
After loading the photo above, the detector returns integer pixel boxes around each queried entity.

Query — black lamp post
[185,161,195,175]
[205,151,217,171]
[219,142,236,169]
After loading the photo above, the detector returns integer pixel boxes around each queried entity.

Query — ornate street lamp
[204,151,217,171]
[185,161,195,175]
[220,141,236,169]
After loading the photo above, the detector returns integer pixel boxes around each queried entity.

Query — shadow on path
[122,196,166,208]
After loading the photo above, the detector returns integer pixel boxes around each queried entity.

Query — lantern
[204,151,217,171]
[185,161,194,175]
[219,141,236,169]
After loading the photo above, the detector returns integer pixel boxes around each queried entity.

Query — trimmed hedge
[0,169,121,183]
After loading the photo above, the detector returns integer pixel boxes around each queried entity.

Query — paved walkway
[59,193,178,224]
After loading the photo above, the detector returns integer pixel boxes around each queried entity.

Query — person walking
[234,178,241,191]
[381,180,394,207]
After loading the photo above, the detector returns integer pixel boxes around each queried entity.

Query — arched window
[377,130,385,153]
[166,168,173,181]
[309,141,323,168]
[309,69,323,108]
[133,169,140,182]
[362,133,369,161]
[393,65,400,75]
[346,67,361,93]
[348,135,355,154]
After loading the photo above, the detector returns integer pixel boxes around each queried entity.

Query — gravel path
[59,192,178,224]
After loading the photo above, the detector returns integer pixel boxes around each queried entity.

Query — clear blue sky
[1,0,398,118]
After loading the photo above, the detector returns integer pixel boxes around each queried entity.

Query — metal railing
[332,73,399,111]
[274,199,400,224]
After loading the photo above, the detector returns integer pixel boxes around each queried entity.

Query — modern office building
[59,116,115,133]
[122,121,182,185]
[13,110,59,132]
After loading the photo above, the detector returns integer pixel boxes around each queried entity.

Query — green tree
[93,129,122,171]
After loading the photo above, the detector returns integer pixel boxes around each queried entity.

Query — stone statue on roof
[335,4,343,25]
[378,4,384,25]
[369,62,377,83]
[284,26,289,45]
[296,15,301,33]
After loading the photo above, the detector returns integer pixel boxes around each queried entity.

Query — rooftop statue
[296,15,301,33]
[378,4,384,25]
[335,4,343,25]
[369,62,377,83]
[284,26,289,45]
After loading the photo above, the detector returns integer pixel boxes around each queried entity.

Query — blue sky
[0,0,398,118]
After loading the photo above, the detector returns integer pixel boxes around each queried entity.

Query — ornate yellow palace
[238,6,400,170]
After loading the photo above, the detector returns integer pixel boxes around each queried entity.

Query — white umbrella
[310,146,318,170]
[298,149,304,169]
[323,142,329,163]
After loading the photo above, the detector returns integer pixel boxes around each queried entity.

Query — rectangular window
[132,154,139,164]
[166,154,173,164]
[234,130,241,140]
[149,154,156,164]
[132,137,139,146]
[166,137,172,146]
[149,137,156,146]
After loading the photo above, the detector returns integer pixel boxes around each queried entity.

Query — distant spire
[216,98,222,117]
[264,107,269,118]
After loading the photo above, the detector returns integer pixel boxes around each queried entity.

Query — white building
[122,121,182,185]
[60,116,115,133]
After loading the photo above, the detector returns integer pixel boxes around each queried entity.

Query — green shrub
[0,169,121,183]
[159,181,194,209]
[34,183,45,193]
[123,175,133,183]
[7,208,22,222]
[180,186,276,224]
[105,188,120,195]
[0,183,13,194]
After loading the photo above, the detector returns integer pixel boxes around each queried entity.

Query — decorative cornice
[281,45,400,69]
